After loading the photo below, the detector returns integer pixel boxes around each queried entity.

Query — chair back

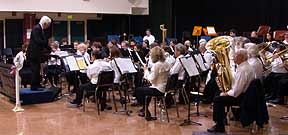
[97,70,115,87]
[165,74,179,92]
[2,48,13,56]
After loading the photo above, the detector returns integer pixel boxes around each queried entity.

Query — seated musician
[283,32,288,44]
[207,49,255,133]
[262,45,288,104]
[46,41,61,86]
[70,50,113,110]
[246,43,264,78]
[91,41,108,59]
[135,46,170,120]
[76,43,91,84]
[184,40,193,52]
[109,46,122,84]
[170,43,186,104]
[163,46,175,68]
[142,40,150,57]
[120,41,133,58]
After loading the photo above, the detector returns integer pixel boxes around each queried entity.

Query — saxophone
[206,36,234,92]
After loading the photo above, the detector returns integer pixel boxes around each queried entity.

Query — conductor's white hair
[39,16,51,25]
[235,48,248,61]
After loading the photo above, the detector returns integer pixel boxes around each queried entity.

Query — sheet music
[179,57,199,77]
[65,56,79,71]
[57,51,69,57]
[114,58,137,74]
[194,54,208,71]
[75,57,87,70]
[207,26,216,35]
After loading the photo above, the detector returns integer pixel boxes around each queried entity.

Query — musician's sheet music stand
[190,54,208,118]
[192,26,202,48]
[179,56,202,126]
[207,26,217,37]
[257,25,271,42]
[274,30,288,41]
[113,58,137,115]
[62,55,88,94]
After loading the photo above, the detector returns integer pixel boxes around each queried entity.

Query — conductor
[27,16,52,90]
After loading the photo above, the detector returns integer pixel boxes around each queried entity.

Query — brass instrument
[262,46,288,75]
[206,36,234,92]
[160,24,167,44]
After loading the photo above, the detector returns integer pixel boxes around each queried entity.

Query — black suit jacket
[27,24,51,62]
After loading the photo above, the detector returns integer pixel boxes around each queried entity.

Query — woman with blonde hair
[135,46,171,121]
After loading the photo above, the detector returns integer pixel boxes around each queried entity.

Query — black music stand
[179,56,202,126]
[113,58,137,115]
[190,54,208,118]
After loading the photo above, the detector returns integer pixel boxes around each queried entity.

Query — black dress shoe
[207,125,225,133]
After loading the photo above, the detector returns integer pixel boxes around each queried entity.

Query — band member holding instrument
[70,50,112,110]
[142,40,150,57]
[135,46,170,121]
[26,16,51,90]
[170,43,186,104]
[207,49,255,133]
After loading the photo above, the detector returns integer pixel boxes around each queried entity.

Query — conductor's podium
[20,88,56,105]
[0,63,59,105]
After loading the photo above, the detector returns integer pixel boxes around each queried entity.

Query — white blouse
[148,61,171,93]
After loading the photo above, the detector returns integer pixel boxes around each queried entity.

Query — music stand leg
[180,94,202,126]
[190,76,207,118]
[114,77,132,116]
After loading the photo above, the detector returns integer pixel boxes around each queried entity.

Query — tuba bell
[206,36,234,92]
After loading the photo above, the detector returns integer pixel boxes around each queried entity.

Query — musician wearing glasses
[135,46,170,121]
[208,49,255,133]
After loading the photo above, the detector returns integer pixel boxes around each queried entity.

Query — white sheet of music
[180,57,199,77]
[194,54,208,71]
[114,58,137,74]
[65,56,79,71]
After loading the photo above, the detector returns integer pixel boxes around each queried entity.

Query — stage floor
[0,93,288,135]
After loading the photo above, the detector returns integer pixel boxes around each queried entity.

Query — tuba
[160,24,167,44]
[206,36,234,92]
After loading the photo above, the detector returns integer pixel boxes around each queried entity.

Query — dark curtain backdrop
[173,0,288,40]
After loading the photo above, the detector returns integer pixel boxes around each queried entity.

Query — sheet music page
[180,57,199,77]
[114,58,137,74]
[194,54,208,71]
[207,26,216,35]
[57,51,69,57]
[76,57,87,70]
[65,56,79,71]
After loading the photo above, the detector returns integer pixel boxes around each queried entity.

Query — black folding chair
[145,74,180,122]
[83,71,116,115]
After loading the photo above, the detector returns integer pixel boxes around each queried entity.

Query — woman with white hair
[247,43,264,78]
[26,16,52,90]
